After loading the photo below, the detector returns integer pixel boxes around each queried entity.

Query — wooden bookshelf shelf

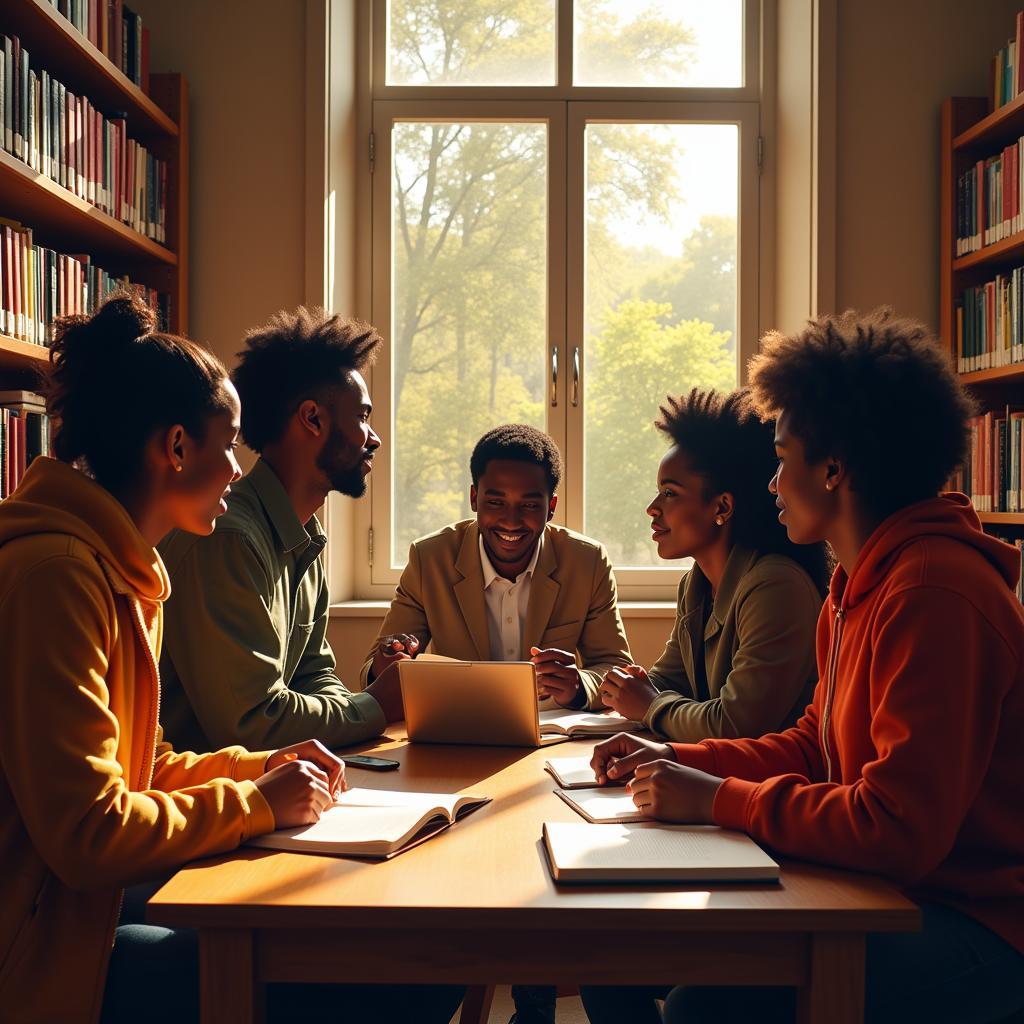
[960,364,1024,386]
[3,0,177,139]
[954,89,1024,151]
[0,149,176,268]
[0,335,50,374]
[954,230,1024,272]
[977,512,1024,525]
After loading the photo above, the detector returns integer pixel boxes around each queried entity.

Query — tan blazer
[360,520,631,709]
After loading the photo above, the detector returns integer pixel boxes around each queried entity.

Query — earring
[175,464,183,473]
[715,516,724,525]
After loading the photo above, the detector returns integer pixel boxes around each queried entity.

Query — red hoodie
[671,493,1024,953]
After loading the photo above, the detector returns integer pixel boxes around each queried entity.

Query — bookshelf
[0,0,188,383]
[941,93,1024,529]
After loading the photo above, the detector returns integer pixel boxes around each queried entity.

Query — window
[359,0,762,598]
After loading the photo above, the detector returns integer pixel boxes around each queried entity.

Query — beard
[317,424,371,498]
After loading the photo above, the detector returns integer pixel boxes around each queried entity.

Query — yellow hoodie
[0,458,276,1024]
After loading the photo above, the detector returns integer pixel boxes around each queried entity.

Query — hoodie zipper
[820,603,845,783]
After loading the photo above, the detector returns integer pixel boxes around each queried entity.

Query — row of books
[950,409,1024,513]
[0,34,168,243]
[955,138,1024,256]
[0,393,49,501]
[1,219,166,346]
[955,268,1024,372]
[992,12,1024,109]
[990,534,1024,605]
[44,0,150,92]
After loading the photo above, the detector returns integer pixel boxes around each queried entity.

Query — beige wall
[132,0,308,367]
[835,0,1021,328]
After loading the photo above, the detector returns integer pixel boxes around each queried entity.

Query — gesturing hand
[371,633,420,682]
[599,664,658,720]
[531,646,583,706]
[590,732,675,785]
[627,760,723,824]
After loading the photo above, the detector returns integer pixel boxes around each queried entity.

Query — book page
[555,786,648,823]
[250,803,439,854]
[545,756,601,789]
[332,788,490,823]
[538,710,643,736]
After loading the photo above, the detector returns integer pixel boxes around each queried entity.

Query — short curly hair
[656,387,830,594]
[470,424,562,495]
[232,307,381,452]
[748,308,975,516]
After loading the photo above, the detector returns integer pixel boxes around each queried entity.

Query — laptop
[399,654,543,747]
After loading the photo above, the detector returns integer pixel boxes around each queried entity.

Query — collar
[246,459,324,553]
[478,531,543,590]
[683,543,760,624]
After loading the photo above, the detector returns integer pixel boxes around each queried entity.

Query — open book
[539,709,645,739]
[543,821,781,883]
[545,755,614,790]
[554,786,648,823]
[247,788,490,859]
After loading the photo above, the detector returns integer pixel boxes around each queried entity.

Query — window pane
[387,1,557,86]
[391,121,549,565]
[583,122,739,568]
[574,0,743,88]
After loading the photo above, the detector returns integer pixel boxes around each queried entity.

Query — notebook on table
[247,788,490,859]
[554,785,649,823]
[542,821,781,883]
[545,755,614,789]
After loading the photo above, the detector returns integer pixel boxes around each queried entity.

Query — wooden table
[148,730,920,1023]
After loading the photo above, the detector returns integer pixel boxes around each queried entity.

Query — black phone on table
[342,754,400,771]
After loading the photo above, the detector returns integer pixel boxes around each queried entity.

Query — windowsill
[329,600,677,619]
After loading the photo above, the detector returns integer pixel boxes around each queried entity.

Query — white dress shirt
[478,534,542,662]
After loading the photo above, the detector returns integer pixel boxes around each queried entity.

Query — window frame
[348,0,765,601]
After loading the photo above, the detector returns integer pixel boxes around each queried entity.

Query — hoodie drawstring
[820,604,845,783]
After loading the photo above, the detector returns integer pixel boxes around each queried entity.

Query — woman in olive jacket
[599,388,830,742]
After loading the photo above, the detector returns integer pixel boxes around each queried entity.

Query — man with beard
[158,307,400,753]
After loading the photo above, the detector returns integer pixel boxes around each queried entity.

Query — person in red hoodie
[582,309,1024,1024]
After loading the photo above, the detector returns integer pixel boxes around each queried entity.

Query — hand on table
[627,760,724,824]
[365,661,406,723]
[598,664,658,721]
[257,741,346,828]
[530,646,583,706]
[590,732,675,785]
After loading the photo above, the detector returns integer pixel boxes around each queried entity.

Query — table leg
[199,928,265,1024]
[797,932,865,1024]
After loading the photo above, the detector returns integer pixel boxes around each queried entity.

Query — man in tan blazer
[360,424,631,712]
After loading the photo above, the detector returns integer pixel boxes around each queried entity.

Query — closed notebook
[539,709,645,738]
[247,788,490,859]
[555,785,649,823]
[545,755,607,790]
[543,821,780,883]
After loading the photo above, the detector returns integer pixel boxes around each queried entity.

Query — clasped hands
[589,733,724,824]
[256,739,347,829]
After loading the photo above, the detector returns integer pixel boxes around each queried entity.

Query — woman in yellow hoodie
[0,295,463,1024]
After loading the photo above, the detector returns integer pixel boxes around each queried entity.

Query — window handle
[571,346,580,407]
[551,345,559,407]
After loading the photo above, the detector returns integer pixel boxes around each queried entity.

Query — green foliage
[584,301,736,565]
[385,2,738,566]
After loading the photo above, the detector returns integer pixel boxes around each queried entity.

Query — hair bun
[90,291,157,347]
[51,290,157,369]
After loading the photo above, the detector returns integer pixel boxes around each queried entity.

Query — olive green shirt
[158,459,386,753]
[644,545,823,743]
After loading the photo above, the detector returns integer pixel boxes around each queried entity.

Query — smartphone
[343,754,400,771]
